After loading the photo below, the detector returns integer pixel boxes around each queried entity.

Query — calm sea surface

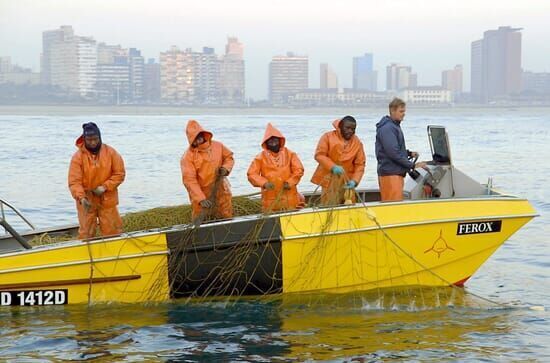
[0,109,549,361]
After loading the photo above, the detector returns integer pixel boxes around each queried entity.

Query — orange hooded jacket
[311,118,366,189]
[68,136,125,208]
[247,123,304,212]
[68,136,125,238]
[180,120,234,219]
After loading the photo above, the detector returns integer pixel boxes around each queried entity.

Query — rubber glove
[80,197,92,212]
[217,167,229,176]
[263,182,275,190]
[199,199,213,208]
[331,165,344,175]
[92,185,106,196]
[344,180,357,189]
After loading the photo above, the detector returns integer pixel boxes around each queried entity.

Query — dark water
[0,110,549,361]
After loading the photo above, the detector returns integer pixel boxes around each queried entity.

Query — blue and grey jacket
[375,115,413,176]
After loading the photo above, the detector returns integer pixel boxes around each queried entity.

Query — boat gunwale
[282,213,538,240]
[0,195,537,259]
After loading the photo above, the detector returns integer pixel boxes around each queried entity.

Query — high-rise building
[320,63,338,89]
[442,65,463,97]
[49,32,97,98]
[269,52,308,105]
[160,46,220,104]
[41,26,74,85]
[160,40,244,105]
[97,43,126,64]
[470,40,483,100]
[220,37,245,105]
[96,56,130,103]
[191,47,220,104]
[225,36,243,59]
[386,63,416,91]
[353,53,377,91]
[471,26,522,102]
[95,44,144,103]
[144,58,161,103]
[160,46,195,102]
[128,48,144,102]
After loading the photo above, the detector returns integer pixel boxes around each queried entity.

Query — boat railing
[0,198,34,249]
[0,198,36,232]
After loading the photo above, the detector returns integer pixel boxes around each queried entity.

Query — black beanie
[82,122,101,139]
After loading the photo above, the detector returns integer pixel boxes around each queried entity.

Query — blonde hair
[389,97,406,111]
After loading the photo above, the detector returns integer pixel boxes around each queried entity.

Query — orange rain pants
[310,118,366,205]
[68,138,126,239]
[76,202,122,238]
[378,175,405,202]
[181,120,234,220]
[247,123,304,212]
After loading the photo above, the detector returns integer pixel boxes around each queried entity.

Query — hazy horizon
[1,0,549,99]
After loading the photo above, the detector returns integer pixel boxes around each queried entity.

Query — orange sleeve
[314,133,336,171]
[103,148,125,191]
[350,142,366,184]
[181,151,206,202]
[221,143,234,173]
[286,151,304,187]
[68,152,85,201]
[247,154,268,187]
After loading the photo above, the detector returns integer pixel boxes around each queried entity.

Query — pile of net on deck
[29,195,261,246]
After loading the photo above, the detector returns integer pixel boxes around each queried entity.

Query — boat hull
[281,198,535,293]
[0,234,170,304]
[0,197,537,305]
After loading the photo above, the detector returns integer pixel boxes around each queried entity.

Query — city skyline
[1,0,549,99]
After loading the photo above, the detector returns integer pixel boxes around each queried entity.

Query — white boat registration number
[0,290,68,306]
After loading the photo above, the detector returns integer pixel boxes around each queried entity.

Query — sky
[1,0,549,99]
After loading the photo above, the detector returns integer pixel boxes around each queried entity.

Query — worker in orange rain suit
[180,120,234,221]
[311,116,366,205]
[68,122,126,239]
[247,123,305,213]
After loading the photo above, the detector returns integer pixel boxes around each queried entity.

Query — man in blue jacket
[375,98,426,201]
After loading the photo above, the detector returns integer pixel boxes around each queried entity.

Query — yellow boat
[0,126,537,306]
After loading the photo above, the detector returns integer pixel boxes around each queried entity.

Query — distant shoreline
[0,104,548,116]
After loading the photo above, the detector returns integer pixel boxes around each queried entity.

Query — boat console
[404,125,489,200]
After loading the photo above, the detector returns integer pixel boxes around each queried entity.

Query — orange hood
[332,118,343,136]
[261,122,286,150]
[75,135,85,149]
[74,135,99,152]
[186,120,213,146]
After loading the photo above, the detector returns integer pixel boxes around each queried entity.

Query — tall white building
[47,27,97,98]
[41,25,74,85]
[160,46,219,104]
[269,52,308,105]
[128,48,144,101]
